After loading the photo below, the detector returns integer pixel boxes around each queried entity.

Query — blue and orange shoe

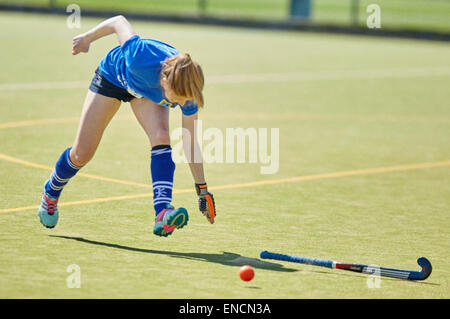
[153,204,189,237]
[38,185,59,229]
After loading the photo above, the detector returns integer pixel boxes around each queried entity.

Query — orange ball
[239,265,255,281]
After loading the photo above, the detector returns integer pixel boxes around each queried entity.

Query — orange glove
[195,183,216,224]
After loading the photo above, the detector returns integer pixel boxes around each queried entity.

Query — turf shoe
[153,204,189,237]
[38,187,59,229]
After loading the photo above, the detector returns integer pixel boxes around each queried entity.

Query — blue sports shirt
[98,35,198,116]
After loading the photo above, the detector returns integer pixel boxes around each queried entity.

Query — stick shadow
[48,235,439,285]
[49,235,298,273]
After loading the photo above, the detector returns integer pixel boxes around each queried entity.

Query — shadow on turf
[48,235,441,285]
[49,235,298,273]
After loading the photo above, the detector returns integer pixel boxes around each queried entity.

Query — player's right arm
[72,15,136,55]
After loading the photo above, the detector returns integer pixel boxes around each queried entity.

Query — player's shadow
[49,235,298,273]
[49,235,440,285]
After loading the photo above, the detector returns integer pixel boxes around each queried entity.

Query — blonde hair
[161,53,204,107]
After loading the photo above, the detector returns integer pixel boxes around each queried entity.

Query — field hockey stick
[260,251,432,281]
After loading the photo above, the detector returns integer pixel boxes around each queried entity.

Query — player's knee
[69,148,94,167]
[151,127,170,146]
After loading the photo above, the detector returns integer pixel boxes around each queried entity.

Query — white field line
[0,81,88,91]
[207,67,450,84]
[1,67,450,91]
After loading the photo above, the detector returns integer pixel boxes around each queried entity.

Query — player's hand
[195,183,216,224]
[72,33,90,55]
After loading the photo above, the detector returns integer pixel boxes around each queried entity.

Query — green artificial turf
[0,12,449,298]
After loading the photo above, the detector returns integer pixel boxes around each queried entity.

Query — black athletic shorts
[89,68,135,102]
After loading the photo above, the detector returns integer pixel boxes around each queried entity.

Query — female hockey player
[38,15,216,237]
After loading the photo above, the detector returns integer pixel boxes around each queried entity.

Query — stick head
[408,257,432,280]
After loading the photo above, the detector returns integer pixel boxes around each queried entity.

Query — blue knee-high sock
[151,145,175,216]
[45,147,82,198]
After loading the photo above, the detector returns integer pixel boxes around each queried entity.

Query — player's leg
[38,90,121,228]
[70,90,121,166]
[130,98,188,237]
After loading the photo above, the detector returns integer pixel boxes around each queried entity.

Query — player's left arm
[182,112,216,224]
